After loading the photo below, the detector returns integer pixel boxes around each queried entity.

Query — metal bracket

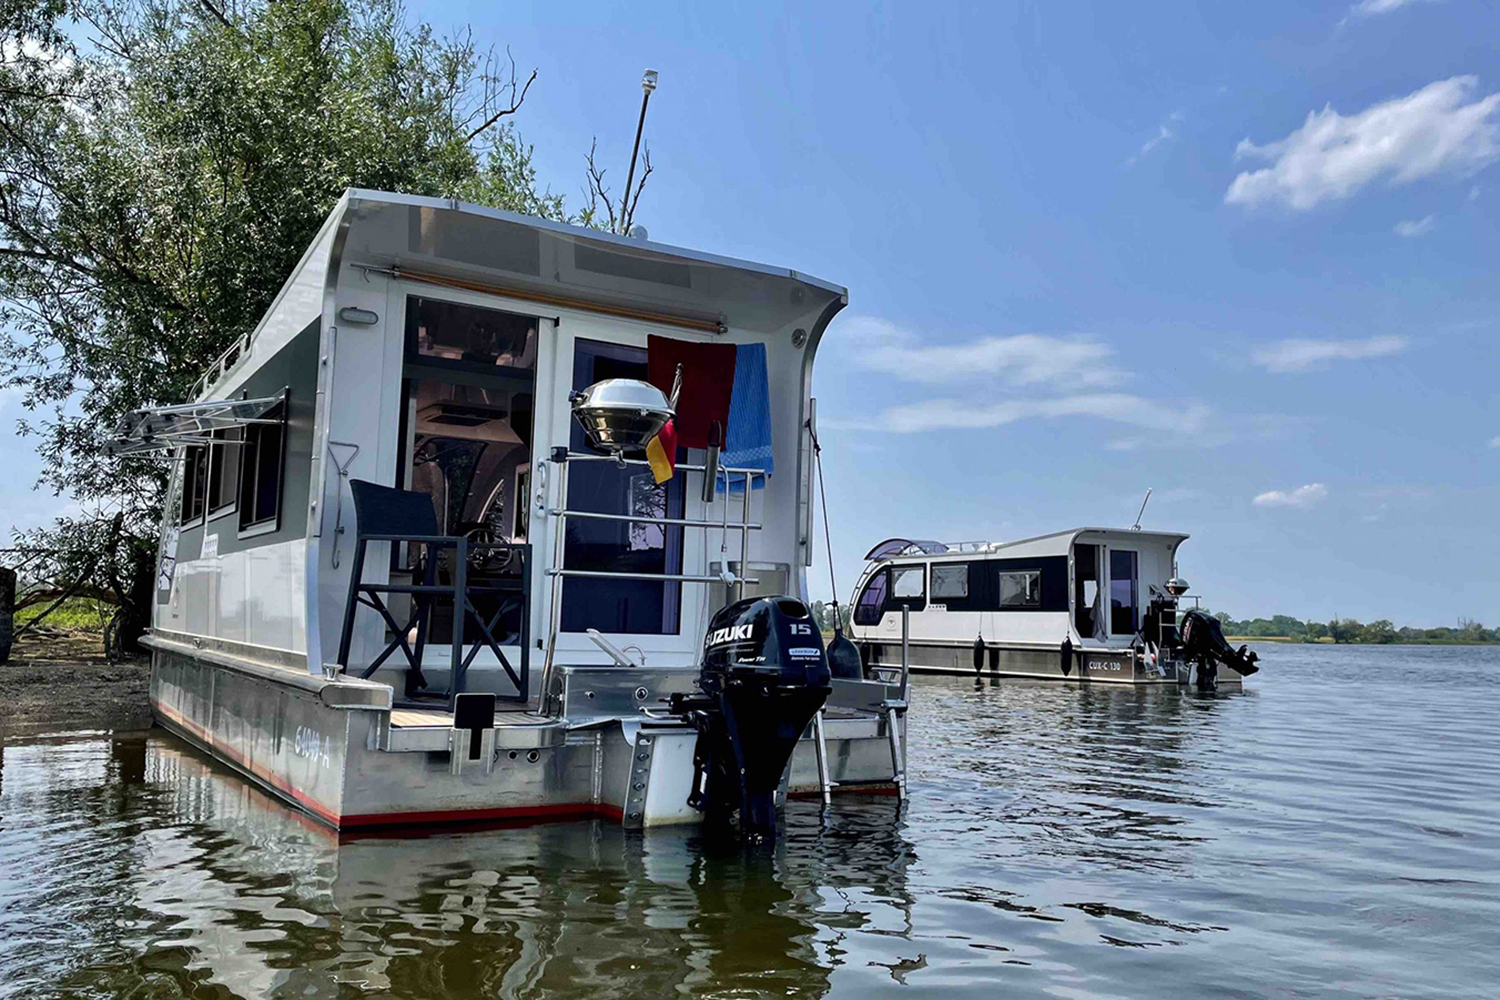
[448,727,496,776]
[621,731,657,829]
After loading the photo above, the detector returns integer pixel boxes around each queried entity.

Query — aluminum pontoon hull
[862,639,1243,687]
[146,638,904,830]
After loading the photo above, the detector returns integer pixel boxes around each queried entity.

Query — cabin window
[179,445,208,526]
[1110,549,1139,635]
[931,563,968,600]
[238,401,286,533]
[854,570,888,626]
[206,428,241,518]
[408,295,537,371]
[561,338,684,635]
[999,571,1041,608]
[891,565,925,602]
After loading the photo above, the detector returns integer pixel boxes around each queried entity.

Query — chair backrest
[349,479,440,539]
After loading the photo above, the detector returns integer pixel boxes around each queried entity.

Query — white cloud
[842,316,1125,388]
[864,393,1209,436]
[1347,0,1435,16]
[1490,434,1500,448]
[1253,483,1329,509]
[1225,77,1500,210]
[1394,214,1435,237]
[1251,335,1407,373]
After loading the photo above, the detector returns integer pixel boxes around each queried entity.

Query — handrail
[548,569,760,584]
[549,508,761,531]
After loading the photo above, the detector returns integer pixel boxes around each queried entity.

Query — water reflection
[7,648,1500,999]
[1,731,914,999]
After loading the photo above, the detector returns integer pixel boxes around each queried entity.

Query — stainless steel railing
[536,451,768,716]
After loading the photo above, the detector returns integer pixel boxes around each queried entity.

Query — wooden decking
[390,708,455,728]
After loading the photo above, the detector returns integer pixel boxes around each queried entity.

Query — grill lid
[569,378,674,455]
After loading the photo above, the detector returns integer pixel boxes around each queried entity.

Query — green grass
[14,596,117,633]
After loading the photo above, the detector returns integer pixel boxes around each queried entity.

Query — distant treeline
[1208,613,1499,645]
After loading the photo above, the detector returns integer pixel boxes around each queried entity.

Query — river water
[2,644,1497,998]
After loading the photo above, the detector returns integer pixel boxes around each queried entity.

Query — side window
[999,571,1041,608]
[1110,549,1139,634]
[180,445,208,526]
[239,400,287,533]
[853,570,888,626]
[891,565,925,600]
[931,563,968,600]
[206,428,241,518]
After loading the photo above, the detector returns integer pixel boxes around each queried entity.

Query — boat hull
[148,640,905,830]
[861,640,1243,687]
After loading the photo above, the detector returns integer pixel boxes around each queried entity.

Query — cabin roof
[344,189,849,297]
[866,527,1190,563]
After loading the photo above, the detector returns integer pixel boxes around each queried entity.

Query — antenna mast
[1132,487,1153,531]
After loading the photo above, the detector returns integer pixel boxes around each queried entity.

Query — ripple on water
[2,644,1499,999]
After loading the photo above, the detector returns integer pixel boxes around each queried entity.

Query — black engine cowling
[670,596,833,839]
[1178,608,1260,689]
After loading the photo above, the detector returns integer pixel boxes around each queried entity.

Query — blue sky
[5,0,1496,625]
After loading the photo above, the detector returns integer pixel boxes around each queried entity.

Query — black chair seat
[335,479,530,705]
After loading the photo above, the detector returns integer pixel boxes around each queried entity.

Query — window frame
[998,570,1042,609]
[1109,548,1139,635]
[853,568,889,626]
[237,396,288,538]
[179,444,208,528]
[205,427,242,520]
[930,562,969,600]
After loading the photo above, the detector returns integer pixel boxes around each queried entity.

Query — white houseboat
[848,529,1259,688]
[106,190,906,834]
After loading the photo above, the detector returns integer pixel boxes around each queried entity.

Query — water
[3,645,1498,998]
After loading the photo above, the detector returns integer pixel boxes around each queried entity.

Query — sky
[4,0,1497,626]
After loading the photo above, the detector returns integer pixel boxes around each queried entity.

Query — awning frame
[102,389,288,456]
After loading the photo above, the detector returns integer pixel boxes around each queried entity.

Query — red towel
[646,335,737,450]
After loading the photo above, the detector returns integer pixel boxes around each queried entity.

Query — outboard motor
[670,596,833,840]
[1178,609,1260,690]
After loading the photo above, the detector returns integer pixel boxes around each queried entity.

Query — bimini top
[863,538,953,560]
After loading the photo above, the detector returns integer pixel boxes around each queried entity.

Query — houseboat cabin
[849,528,1257,687]
[107,190,907,833]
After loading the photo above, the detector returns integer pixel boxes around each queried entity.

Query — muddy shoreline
[0,633,151,737]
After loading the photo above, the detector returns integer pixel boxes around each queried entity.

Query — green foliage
[809,600,851,634]
[0,0,607,640]
[1205,610,1497,645]
[15,594,116,631]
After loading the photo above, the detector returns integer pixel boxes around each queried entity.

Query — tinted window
[206,428,241,516]
[854,570,888,626]
[931,563,968,599]
[1110,549,1138,635]
[239,401,286,531]
[999,571,1041,608]
[180,446,208,525]
[560,339,684,635]
[406,295,538,371]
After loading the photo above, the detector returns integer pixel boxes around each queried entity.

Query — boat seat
[335,479,530,706]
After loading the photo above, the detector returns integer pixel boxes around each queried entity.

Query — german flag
[645,418,677,484]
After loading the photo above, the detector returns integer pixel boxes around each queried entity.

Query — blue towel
[718,342,772,492]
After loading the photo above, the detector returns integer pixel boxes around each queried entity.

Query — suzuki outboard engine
[1178,609,1260,690]
[670,596,833,840]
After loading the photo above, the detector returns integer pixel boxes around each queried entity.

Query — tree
[1360,619,1397,644]
[1,0,640,650]
[1327,618,1363,644]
